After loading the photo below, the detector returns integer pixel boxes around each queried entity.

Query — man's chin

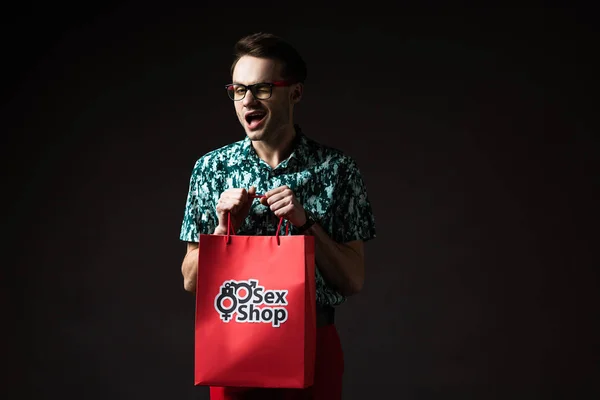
[245,128,265,140]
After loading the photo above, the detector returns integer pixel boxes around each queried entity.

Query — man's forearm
[306,223,365,296]
[182,225,364,296]
[182,227,227,293]
[182,247,199,292]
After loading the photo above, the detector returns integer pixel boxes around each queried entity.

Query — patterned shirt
[179,125,376,306]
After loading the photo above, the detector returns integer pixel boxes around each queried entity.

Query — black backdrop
[3,3,597,399]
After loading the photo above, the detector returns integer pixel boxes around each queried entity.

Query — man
[179,32,376,399]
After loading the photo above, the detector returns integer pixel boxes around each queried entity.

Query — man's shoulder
[302,134,358,169]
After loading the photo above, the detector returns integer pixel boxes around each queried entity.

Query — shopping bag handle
[225,193,290,245]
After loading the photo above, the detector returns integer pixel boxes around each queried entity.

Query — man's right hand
[214,186,257,235]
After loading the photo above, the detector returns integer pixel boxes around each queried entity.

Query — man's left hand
[260,185,306,227]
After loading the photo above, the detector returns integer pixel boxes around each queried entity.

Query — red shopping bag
[194,214,316,388]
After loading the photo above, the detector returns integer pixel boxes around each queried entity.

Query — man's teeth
[248,113,265,121]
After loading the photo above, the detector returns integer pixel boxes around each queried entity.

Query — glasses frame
[224,81,293,101]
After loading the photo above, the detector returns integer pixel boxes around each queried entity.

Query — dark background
[3,3,597,399]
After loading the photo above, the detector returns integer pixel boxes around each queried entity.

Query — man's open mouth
[245,111,267,129]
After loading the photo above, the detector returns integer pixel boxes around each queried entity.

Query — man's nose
[242,90,259,106]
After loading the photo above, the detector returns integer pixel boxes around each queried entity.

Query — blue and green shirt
[180,125,376,306]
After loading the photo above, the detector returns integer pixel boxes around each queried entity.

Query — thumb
[248,186,257,196]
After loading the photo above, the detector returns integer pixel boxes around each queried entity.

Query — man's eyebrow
[231,81,270,85]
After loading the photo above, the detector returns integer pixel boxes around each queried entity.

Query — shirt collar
[239,124,309,168]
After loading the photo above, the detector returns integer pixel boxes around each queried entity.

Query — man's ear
[291,83,303,104]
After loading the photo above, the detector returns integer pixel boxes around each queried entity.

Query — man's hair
[230,32,307,83]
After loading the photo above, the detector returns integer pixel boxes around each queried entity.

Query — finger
[272,203,294,219]
[239,187,256,214]
[222,188,248,201]
[223,194,248,208]
[222,188,243,196]
[265,185,288,198]
[216,200,229,214]
[217,199,239,214]
[266,191,291,207]
[269,196,294,214]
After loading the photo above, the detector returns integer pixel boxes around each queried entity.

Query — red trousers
[209,325,344,400]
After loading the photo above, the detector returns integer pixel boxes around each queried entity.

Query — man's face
[231,56,298,142]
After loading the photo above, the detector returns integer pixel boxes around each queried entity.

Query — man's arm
[260,185,368,297]
[307,223,365,296]
[182,242,199,292]
[181,187,257,293]
[182,223,365,296]
[181,225,230,293]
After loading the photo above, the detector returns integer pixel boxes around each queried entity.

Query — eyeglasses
[225,81,292,101]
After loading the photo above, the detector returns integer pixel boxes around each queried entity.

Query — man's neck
[252,125,297,169]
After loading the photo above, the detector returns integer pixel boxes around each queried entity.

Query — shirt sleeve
[179,159,218,242]
[331,158,377,243]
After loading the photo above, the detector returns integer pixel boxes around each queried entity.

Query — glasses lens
[226,84,247,100]
[253,84,272,100]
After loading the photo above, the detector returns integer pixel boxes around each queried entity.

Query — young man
[179,32,376,399]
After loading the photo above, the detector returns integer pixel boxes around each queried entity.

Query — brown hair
[230,32,307,83]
